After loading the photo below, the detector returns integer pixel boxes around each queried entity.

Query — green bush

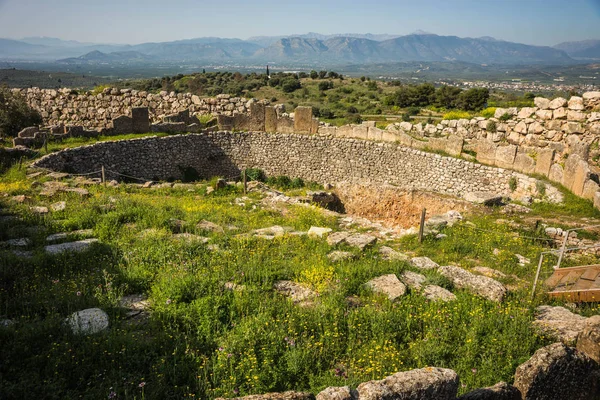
[509,176,518,192]
[499,113,512,122]
[0,87,43,138]
[480,107,496,119]
[486,120,497,133]
[443,111,471,120]
[244,168,266,182]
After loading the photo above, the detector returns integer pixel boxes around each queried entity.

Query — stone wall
[13,87,258,129]
[32,131,557,202]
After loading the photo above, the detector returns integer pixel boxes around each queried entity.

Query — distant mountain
[129,39,261,60]
[254,34,574,65]
[247,32,400,47]
[554,40,600,59]
[58,50,154,64]
[0,38,49,56]
[20,37,95,48]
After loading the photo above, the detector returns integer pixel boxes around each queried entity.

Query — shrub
[499,113,512,122]
[281,78,301,93]
[0,87,43,138]
[480,107,496,119]
[178,166,200,182]
[509,176,518,192]
[318,81,334,91]
[536,181,546,196]
[442,111,471,120]
[244,168,266,182]
[486,120,497,133]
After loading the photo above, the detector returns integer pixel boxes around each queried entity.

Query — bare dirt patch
[334,184,476,229]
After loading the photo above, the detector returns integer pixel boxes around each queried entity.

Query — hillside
[555,39,600,59]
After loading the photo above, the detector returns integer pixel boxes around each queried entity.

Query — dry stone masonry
[32,131,556,203]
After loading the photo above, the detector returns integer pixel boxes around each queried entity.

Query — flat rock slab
[316,386,355,400]
[196,220,224,233]
[47,172,69,179]
[46,229,94,243]
[30,206,49,214]
[577,316,600,363]
[411,257,440,270]
[1,238,31,247]
[365,274,406,301]
[253,225,288,239]
[457,382,520,400]
[119,294,149,310]
[327,251,356,262]
[379,246,409,261]
[514,343,600,400]
[356,367,459,400]
[307,226,333,238]
[65,308,109,335]
[423,285,457,302]
[215,391,314,400]
[273,280,317,304]
[472,267,507,279]
[400,271,427,291]
[533,305,588,344]
[64,188,90,197]
[345,233,377,251]
[45,239,98,254]
[172,233,209,243]
[327,231,351,246]
[438,265,507,302]
[50,201,66,212]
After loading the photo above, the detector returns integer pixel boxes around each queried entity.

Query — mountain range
[1,33,599,66]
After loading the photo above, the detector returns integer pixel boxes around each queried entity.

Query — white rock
[423,285,457,302]
[45,239,99,254]
[411,256,439,270]
[66,308,109,335]
[307,226,333,238]
[365,274,406,301]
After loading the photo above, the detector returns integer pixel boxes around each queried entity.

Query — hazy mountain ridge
[0,33,595,65]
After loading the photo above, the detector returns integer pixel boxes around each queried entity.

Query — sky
[0,0,599,46]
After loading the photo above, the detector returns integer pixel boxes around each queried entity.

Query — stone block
[111,115,133,134]
[294,106,313,133]
[553,107,567,119]
[337,125,353,138]
[534,97,550,109]
[513,153,536,174]
[534,148,555,177]
[476,140,496,165]
[548,163,564,184]
[367,127,383,141]
[265,106,277,133]
[131,107,149,133]
[217,114,235,131]
[535,109,553,120]
[446,135,464,157]
[549,97,567,109]
[562,154,583,192]
[595,191,600,210]
[276,116,295,134]
[494,144,517,169]
[352,125,368,140]
[583,179,600,200]
[572,160,590,197]
[248,102,265,132]
[568,96,585,111]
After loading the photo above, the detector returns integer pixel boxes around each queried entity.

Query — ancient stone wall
[32,131,557,202]
[13,87,256,129]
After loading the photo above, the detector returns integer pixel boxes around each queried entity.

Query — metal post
[418,208,427,243]
[531,253,546,301]
[556,231,569,270]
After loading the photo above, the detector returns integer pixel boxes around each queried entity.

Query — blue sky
[0,0,599,46]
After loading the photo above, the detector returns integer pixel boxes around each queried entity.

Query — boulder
[365,274,406,301]
[196,220,224,234]
[50,201,66,212]
[548,97,567,110]
[411,257,439,270]
[345,233,377,251]
[327,231,350,246]
[438,265,507,302]
[356,367,459,400]
[423,285,457,302]
[534,97,550,109]
[316,386,355,400]
[273,281,316,304]
[66,308,109,335]
[533,305,587,344]
[327,251,356,262]
[576,315,600,363]
[514,343,600,400]
[464,192,505,206]
[307,226,333,238]
[568,96,585,110]
[379,246,409,261]
[400,271,427,290]
[457,382,521,400]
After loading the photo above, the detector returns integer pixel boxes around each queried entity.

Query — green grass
[1,157,599,399]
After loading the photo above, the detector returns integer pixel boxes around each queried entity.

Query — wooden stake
[101,165,106,186]
[242,170,247,194]
[418,208,427,243]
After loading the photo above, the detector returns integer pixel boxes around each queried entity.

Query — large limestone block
[294,106,314,133]
[583,179,600,200]
[131,107,150,133]
[265,106,277,133]
[476,140,497,165]
[517,107,537,119]
[494,145,517,169]
[316,386,355,400]
[367,126,383,141]
[573,160,591,197]
[532,305,588,343]
[514,343,600,400]
[576,316,600,363]
[553,107,567,119]
[567,110,587,122]
[549,97,567,110]
[356,367,459,400]
[513,153,536,174]
[352,125,368,140]
[457,382,521,400]
[217,392,313,400]
[534,97,550,109]
[535,109,553,120]
[534,148,555,177]
[562,154,582,191]
[514,121,528,134]
[568,96,585,111]
[446,134,464,157]
[548,163,564,184]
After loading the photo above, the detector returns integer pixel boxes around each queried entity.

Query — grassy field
[0,150,599,399]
